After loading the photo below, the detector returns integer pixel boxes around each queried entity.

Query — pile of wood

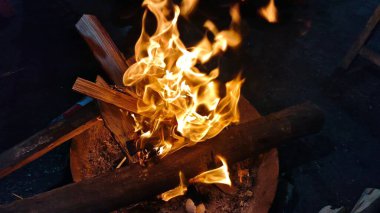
[0,15,324,212]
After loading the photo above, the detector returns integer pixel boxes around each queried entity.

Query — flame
[180,0,199,17]
[259,0,278,23]
[123,0,244,157]
[160,171,187,201]
[160,155,231,201]
[189,155,232,186]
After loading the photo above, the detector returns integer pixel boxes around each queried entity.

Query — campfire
[0,0,324,212]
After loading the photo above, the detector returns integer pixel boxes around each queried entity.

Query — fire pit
[0,0,324,212]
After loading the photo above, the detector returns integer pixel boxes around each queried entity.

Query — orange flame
[124,0,244,157]
[259,0,278,23]
[180,0,199,17]
[189,155,232,186]
[160,171,187,201]
[160,155,231,201]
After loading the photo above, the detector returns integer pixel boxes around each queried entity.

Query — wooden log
[340,5,380,70]
[359,47,380,67]
[72,77,138,114]
[0,102,324,213]
[0,103,102,179]
[76,15,128,86]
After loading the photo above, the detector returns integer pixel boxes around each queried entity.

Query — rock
[319,205,344,213]
[196,203,206,213]
[186,199,196,213]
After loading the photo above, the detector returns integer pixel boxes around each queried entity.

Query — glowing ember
[160,171,187,201]
[123,0,244,157]
[189,155,232,186]
[259,0,278,23]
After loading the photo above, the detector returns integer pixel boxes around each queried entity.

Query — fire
[259,0,278,23]
[160,171,187,201]
[124,0,244,157]
[189,155,232,186]
[161,155,231,201]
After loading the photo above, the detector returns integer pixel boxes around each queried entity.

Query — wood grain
[72,77,138,114]
[76,15,128,86]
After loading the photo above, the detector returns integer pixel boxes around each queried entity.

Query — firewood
[95,76,136,162]
[76,15,128,86]
[72,77,138,114]
[0,15,138,179]
[0,103,101,179]
[340,5,380,70]
[0,102,324,213]
[359,47,380,67]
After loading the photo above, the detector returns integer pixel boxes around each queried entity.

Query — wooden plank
[0,102,324,213]
[359,47,380,67]
[72,77,138,114]
[76,15,128,86]
[0,103,102,179]
[340,5,380,70]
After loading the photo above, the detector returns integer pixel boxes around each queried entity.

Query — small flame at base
[160,171,187,201]
[160,155,232,202]
[189,155,231,186]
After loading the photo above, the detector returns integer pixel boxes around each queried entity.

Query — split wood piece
[0,103,101,179]
[76,15,128,86]
[0,102,324,213]
[95,76,136,163]
[95,76,136,142]
[72,77,138,114]
[340,5,380,70]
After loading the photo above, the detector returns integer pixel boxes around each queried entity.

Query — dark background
[0,0,379,212]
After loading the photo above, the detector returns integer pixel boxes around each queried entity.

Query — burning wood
[0,102,324,213]
[118,0,244,158]
[0,0,324,211]
[72,77,138,114]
